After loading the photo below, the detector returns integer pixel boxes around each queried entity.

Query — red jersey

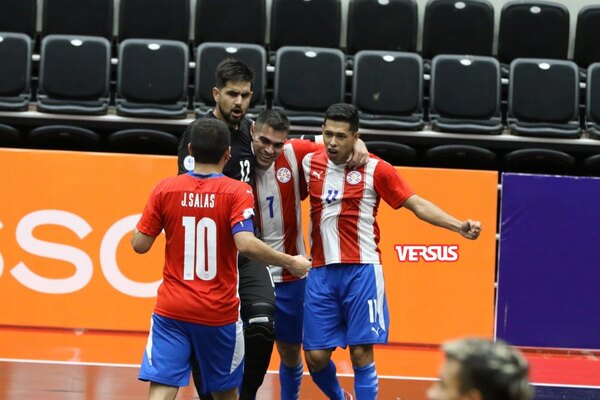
[302,150,414,267]
[254,139,321,282]
[137,173,255,326]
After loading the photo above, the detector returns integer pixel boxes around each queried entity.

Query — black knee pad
[241,301,275,336]
[239,301,275,400]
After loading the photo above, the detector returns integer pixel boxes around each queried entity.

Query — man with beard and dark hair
[177,59,273,400]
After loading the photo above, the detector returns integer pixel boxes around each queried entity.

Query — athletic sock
[353,362,378,400]
[310,360,345,400]
[280,362,304,400]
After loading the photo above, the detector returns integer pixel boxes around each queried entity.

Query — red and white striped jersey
[302,149,414,267]
[254,139,320,282]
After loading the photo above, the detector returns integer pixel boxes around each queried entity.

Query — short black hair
[189,119,230,164]
[324,103,359,132]
[255,109,290,132]
[215,58,254,89]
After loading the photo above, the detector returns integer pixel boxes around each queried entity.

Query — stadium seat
[498,1,569,65]
[422,0,494,60]
[586,63,600,139]
[118,0,190,43]
[42,0,113,39]
[429,54,503,134]
[107,129,178,155]
[116,39,189,119]
[195,42,266,118]
[194,0,265,46]
[503,148,576,175]
[574,5,600,71]
[424,145,498,170]
[352,50,424,130]
[365,141,417,166]
[0,123,22,147]
[583,154,600,177]
[507,59,581,139]
[0,0,37,38]
[37,35,111,115]
[0,32,32,111]
[27,125,102,151]
[273,46,345,126]
[346,0,417,55]
[269,0,341,51]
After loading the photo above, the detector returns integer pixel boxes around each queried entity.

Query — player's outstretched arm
[234,231,311,277]
[131,228,157,253]
[402,194,482,240]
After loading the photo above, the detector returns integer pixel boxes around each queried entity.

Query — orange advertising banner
[0,148,173,331]
[1,149,497,343]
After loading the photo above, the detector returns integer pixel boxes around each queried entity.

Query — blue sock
[353,362,378,400]
[310,360,344,400]
[280,362,303,400]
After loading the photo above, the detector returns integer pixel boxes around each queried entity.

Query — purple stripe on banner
[497,173,600,349]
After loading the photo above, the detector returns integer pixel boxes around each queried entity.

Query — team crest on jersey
[276,167,292,183]
[346,170,362,185]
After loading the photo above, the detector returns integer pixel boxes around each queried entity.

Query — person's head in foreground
[427,338,533,400]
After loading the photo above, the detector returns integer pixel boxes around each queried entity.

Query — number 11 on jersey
[182,216,217,281]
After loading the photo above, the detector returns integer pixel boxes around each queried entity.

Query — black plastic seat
[507,58,581,139]
[0,123,23,147]
[27,125,102,151]
[0,0,37,38]
[42,0,113,39]
[194,0,265,46]
[116,39,189,118]
[346,0,417,55]
[429,54,503,134]
[424,145,498,170]
[585,63,600,139]
[269,0,341,51]
[366,141,417,166]
[118,0,190,43]
[352,50,424,130]
[503,148,576,175]
[0,32,32,111]
[37,35,111,115]
[422,0,494,60]
[273,46,345,126]
[498,1,569,65]
[583,154,600,177]
[107,129,178,155]
[194,42,266,118]
[574,5,600,69]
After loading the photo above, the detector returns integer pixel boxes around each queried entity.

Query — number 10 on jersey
[182,216,217,281]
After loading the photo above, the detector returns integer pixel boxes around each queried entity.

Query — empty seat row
[2,36,600,141]
[366,141,600,177]
[1,0,600,67]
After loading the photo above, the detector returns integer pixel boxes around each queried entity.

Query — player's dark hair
[189,119,231,164]
[215,58,254,89]
[255,109,290,132]
[324,103,359,132]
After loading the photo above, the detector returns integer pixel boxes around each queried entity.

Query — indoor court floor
[0,326,599,399]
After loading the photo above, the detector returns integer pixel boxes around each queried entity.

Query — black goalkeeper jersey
[177,112,256,186]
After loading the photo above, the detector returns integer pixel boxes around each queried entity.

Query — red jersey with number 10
[137,173,255,326]
[302,150,414,268]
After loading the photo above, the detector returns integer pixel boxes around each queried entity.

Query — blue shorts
[303,263,389,350]
[139,313,244,393]
[274,278,306,344]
